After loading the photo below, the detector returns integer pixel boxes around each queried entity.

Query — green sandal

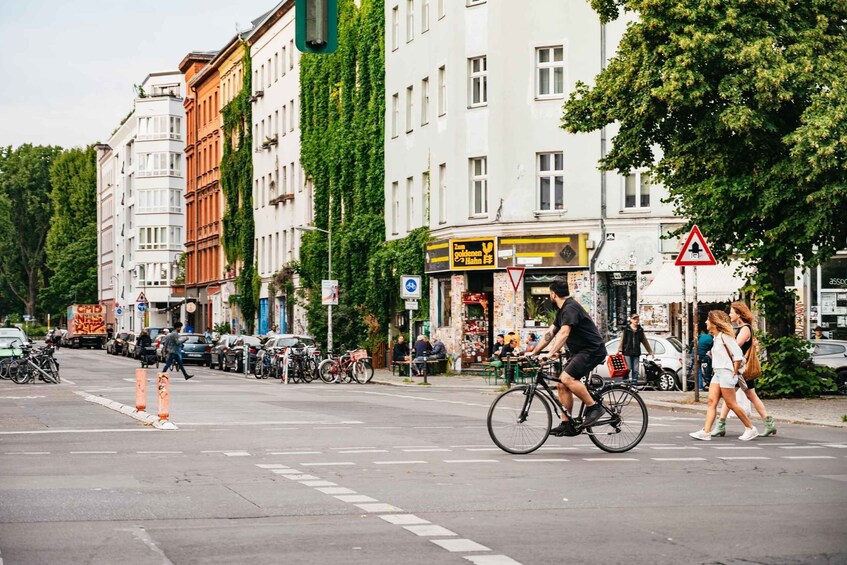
[761,416,777,437]
[711,418,726,437]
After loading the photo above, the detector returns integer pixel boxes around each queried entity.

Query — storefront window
[438,279,452,327]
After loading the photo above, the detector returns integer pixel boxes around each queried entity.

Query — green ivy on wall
[220,43,257,333]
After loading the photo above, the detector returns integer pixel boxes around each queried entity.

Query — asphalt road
[1,347,846,564]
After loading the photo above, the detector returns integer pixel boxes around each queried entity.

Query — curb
[74,391,178,430]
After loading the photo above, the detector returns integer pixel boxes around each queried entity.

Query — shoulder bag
[719,334,748,391]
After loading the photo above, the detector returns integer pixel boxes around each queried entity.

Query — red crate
[606,353,629,378]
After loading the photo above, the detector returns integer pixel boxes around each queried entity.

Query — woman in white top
[690,310,759,441]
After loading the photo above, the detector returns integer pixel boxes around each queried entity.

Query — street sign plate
[115,306,124,317]
[506,267,525,292]
[675,225,717,266]
[405,300,419,310]
[321,280,338,305]
[401,275,422,299]
[136,302,146,313]
[136,291,147,303]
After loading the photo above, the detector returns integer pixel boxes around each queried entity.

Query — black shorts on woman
[554,297,607,378]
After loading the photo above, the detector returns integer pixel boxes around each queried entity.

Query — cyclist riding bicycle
[528,277,606,436]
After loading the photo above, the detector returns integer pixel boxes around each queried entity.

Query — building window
[469,157,488,217]
[624,171,651,209]
[406,0,415,42]
[438,65,447,115]
[405,85,414,133]
[138,226,169,250]
[282,104,287,134]
[281,46,287,75]
[406,176,414,231]
[421,77,430,125]
[391,93,399,138]
[138,189,181,213]
[536,46,565,98]
[137,152,181,177]
[438,279,452,327]
[290,100,295,131]
[469,56,487,107]
[138,116,182,140]
[422,0,430,32]
[289,40,294,69]
[391,181,399,235]
[437,0,445,18]
[538,152,564,211]
[438,163,446,224]
[391,5,399,51]
[421,171,429,225]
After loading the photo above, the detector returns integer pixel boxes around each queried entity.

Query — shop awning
[640,261,749,304]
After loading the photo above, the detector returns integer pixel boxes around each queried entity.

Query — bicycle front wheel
[356,359,374,383]
[587,387,648,453]
[487,387,551,454]
[318,359,336,383]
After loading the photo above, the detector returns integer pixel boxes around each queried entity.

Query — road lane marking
[583,458,639,462]
[314,426,353,430]
[403,448,452,452]
[255,464,289,469]
[331,446,376,450]
[335,495,378,503]
[70,451,118,454]
[316,487,357,495]
[271,468,303,474]
[374,460,427,465]
[300,462,356,467]
[651,446,701,450]
[138,451,183,454]
[819,444,847,448]
[463,557,523,565]
[338,449,388,454]
[283,474,320,481]
[718,457,770,460]
[710,446,762,450]
[513,458,569,462]
[465,448,501,452]
[444,459,499,464]
[651,457,707,461]
[379,514,430,525]
[355,503,402,513]
[0,429,154,435]
[5,451,50,455]
[404,525,457,537]
[123,526,174,565]
[223,451,251,457]
[431,539,490,552]
[414,426,454,429]
[779,445,824,450]
[783,456,836,460]
[267,451,322,455]
[301,480,337,487]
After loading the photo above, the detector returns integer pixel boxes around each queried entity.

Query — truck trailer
[65,304,106,349]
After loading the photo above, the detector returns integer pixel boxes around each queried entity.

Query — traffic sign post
[506,267,525,331]
[674,225,716,267]
[401,275,422,382]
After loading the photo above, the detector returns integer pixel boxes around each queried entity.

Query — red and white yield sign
[675,225,717,267]
[506,267,525,292]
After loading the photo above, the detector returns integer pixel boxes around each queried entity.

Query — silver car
[594,335,684,390]
[810,340,847,394]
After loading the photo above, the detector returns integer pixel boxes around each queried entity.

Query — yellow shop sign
[450,238,497,270]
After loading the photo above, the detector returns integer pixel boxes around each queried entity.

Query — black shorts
[563,351,607,379]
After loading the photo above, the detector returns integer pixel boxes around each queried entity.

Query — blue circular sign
[405,279,418,293]
[115,307,124,316]
[136,302,146,313]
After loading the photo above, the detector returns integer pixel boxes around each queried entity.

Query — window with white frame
[274,53,279,82]
[422,0,430,32]
[406,0,415,42]
[137,152,181,177]
[536,46,565,98]
[138,189,181,213]
[537,152,564,211]
[137,226,168,250]
[282,165,288,194]
[437,0,445,18]
[391,181,399,234]
[624,171,651,209]
[421,171,429,224]
[438,65,446,115]
[469,56,487,107]
[438,163,446,223]
[289,39,294,69]
[406,177,415,231]
[282,104,287,134]
[406,85,414,132]
[421,77,429,125]
[469,157,488,216]
[291,162,296,192]
[281,46,287,75]
[391,6,399,50]
[137,116,182,140]
[391,93,399,137]
[290,100,295,131]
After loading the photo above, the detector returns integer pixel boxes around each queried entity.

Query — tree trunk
[765,266,794,339]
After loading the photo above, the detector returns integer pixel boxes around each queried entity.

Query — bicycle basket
[350,348,368,361]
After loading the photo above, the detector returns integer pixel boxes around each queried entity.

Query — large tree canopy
[0,144,62,316]
[564,0,847,337]
[41,146,98,314]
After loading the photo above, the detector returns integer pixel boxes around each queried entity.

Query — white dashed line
[651,457,707,462]
[783,456,836,460]
[300,461,356,467]
[404,525,457,537]
[583,458,639,462]
[335,495,378,503]
[779,445,824,450]
[314,426,352,430]
[444,459,499,464]
[331,446,376,450]
[403,448,452,452]
[338,449,388,454]
[271,468,303,475]
[267,451,322,455]
[301,480,337,487]
[374,460,427,465]
[465,448,501,452]
[464,556,524,565]
[513,458,569,463]
[718,456,770,460]
[414,426,454,429]
[70,451,117,454]
[431,539,490,552]
[820,444,847,449]
[651,446,701,450]
[355,503,403,513]
[379,514,430,525]
[710,446,762,450]
[138,451,184,454]
[316,487,357,495]
[283,474,320,481]
[223,451,251,457]
[255,464,289,469]
[5,451,50,455]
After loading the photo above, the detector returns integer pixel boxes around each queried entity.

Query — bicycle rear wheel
[587,387,648,453]
[11,362,33,384]
[356,359,374,383]
[318,359,336,383]
[487,387,551,454]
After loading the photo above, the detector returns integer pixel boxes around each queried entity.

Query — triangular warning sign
[506,267,525,292]
[136,291,148,303]
[675,225,717,266]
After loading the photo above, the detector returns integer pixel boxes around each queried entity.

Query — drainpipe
[589,21,608,336]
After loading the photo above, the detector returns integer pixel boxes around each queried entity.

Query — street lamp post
[110,275,120,331]
[296,225,332,353]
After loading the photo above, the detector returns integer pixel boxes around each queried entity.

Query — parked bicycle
[6,341,60,385]
[487,358,647,454]
[318,348,372,384]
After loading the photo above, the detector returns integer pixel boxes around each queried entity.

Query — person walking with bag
[690,310,759,441]
[617,313,653,386]
[162,322,193,380]
[712,301,774,437]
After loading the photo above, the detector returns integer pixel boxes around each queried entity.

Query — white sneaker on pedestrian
[689,430,711,441]
[739,427,759,441]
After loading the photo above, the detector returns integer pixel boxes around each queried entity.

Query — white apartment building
[384,0,683,363]
[97,72,187,333]
[250,2,311,335]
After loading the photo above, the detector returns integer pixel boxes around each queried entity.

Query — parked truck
[65,304,106,349]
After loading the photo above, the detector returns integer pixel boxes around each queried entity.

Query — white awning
[640,261,749,304]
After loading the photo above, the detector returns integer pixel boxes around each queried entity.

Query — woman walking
[690,310,759,441]
[712,301,775,437]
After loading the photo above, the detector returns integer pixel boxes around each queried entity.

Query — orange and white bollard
[135,368,147,411]
[157,373,170,420]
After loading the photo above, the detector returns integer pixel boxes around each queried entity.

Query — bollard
[135,368,147,411]
[157,372,170,421]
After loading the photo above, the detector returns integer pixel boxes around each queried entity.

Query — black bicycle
[487,358,648,454]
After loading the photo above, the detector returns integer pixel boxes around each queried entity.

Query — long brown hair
[730,301,756,330]
[708,310,734,338]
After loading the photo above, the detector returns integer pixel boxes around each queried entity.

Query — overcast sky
[0,0,275,149]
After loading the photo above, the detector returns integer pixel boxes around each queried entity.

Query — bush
[756,334,836,398]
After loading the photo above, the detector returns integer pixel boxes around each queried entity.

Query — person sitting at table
[392,335,410,362]
[412,335,432,376]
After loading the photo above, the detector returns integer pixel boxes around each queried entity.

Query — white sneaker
[689,430,711,441]
[739,427,759,441]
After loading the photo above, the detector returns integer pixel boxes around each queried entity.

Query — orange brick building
[179,51,221,330]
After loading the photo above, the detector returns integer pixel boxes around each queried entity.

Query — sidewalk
[371,368,847,429]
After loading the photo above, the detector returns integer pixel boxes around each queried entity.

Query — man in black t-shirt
[530,278,605,436]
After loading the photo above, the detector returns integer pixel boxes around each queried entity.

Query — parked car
[123,333,139,358]
[594,335,685,390]
[211,334,238,370]
[112,332,132,356]
[0,327,30,349]
[0,336,25,359]
[153,334,168,362]
[105,337,117,354]
[223,335,262,373]
[179,334,212,366]
[810,339,847,394]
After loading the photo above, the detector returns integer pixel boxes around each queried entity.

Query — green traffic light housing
[295,0,338,54]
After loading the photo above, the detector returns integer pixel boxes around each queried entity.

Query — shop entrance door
[607,271,637,336]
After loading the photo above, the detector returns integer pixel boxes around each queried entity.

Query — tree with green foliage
[0,144,62,316]
[40,146,98,315]
[564,0,847,339]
